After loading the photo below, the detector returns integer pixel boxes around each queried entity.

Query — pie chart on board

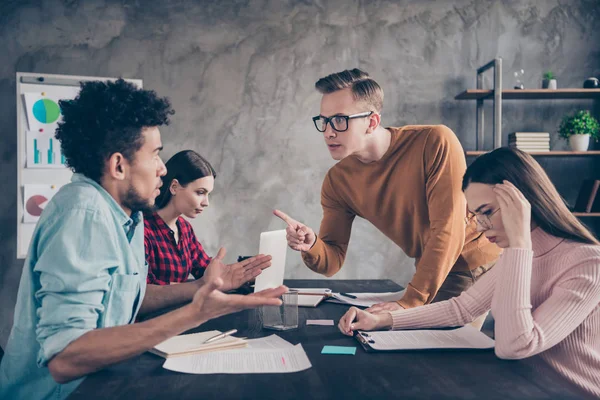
[26,195,49,217]
[32,99,61,124]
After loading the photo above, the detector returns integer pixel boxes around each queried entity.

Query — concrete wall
[1,0,599,347]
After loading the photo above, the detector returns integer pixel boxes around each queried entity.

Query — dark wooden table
[70,280,584,399]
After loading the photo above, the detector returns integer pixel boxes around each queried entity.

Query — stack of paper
[508,132,550,152]
[162,335,312,374]
[150,330,247,358]
[356,325,495,351]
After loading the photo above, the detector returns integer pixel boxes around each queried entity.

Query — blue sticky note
[321,345,356,355]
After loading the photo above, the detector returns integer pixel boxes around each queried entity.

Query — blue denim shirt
[0,174,147,399]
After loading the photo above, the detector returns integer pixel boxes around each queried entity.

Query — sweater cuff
[390,301,459,330]
[302,236,324,260]
[397,283,428,309]
[301,236,327,274]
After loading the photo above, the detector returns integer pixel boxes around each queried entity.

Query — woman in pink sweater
[339,147,600,398]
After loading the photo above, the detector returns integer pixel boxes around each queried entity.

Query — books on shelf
[509,146,550,149]
[508,132,550,152]
[573,180,600,213]
[509,132,550,139]
[508,145,550,153]
[509,139,551,143]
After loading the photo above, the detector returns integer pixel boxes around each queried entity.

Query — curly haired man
[0,79,285,400]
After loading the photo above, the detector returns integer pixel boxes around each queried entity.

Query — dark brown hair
[155,150,216,209]
[315,68,384,112]
[463,147,599,245]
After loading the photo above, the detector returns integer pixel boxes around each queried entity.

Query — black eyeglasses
[312,111,374,132]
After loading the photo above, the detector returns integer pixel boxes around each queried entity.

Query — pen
[340,292,357,299]
[298,292,333,297]
[203,329,238,344]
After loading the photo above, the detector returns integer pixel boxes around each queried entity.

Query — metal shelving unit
[457,58,600,219]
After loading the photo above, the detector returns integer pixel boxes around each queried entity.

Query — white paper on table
[162,343,311,374]
[292,288,332,307]
[361,325,495,351]
[306,320,334,326]
[245,335,294,350]
[254,230,287,292]
[328,289,406,308]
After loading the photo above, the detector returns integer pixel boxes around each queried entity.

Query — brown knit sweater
[302,125,501,308]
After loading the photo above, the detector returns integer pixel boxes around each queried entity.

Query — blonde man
[275,68,500,311]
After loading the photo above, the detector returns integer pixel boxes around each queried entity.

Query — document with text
[356,325,495,351]
[163,336,311,374]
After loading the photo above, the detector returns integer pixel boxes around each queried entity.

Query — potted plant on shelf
[542,70,557,89]
[558,110,600,152]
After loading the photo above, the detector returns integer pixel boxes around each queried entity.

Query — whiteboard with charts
[16,72,143,259]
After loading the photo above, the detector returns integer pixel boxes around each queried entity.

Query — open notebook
[150,330,247,358]
[355,325,495,352]
[327,290,406,308]
[294,288,333,307]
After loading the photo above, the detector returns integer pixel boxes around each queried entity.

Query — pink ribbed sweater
[389,228,600,397]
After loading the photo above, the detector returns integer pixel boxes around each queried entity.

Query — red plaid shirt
[144,211,211,285]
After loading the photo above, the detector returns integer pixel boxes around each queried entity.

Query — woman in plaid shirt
[145,150,271,290]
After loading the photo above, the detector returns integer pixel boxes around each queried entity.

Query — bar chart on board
[26,131,66,168]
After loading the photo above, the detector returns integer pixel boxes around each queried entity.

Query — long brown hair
[155,150,216,210]
[462,147,599,245]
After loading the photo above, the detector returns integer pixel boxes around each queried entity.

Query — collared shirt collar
[71,173,141,230]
